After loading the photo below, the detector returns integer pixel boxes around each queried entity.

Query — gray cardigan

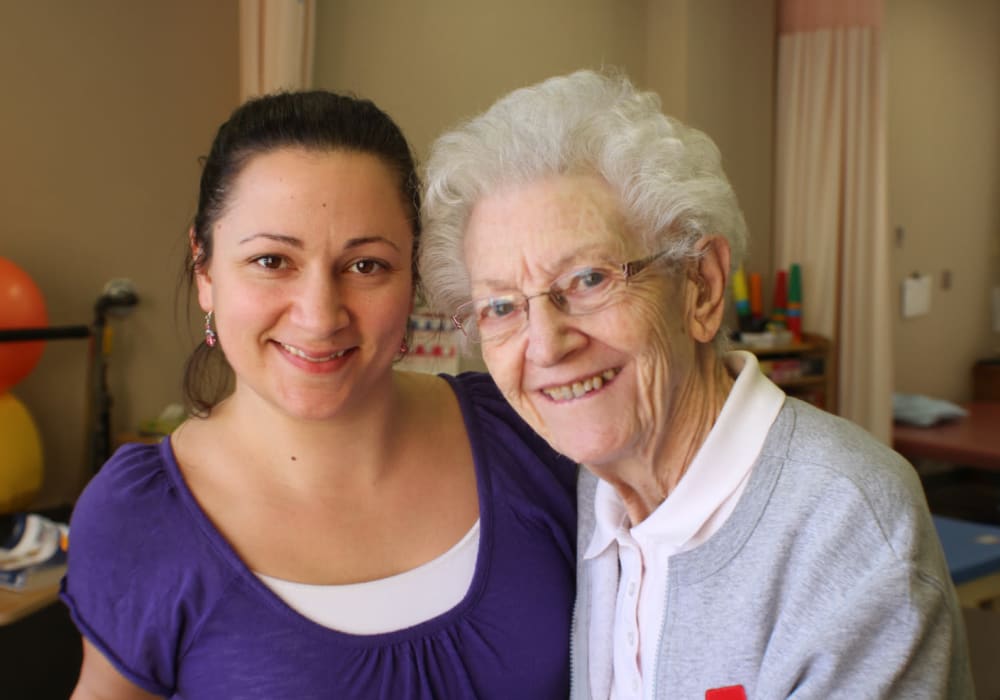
[571,398,974,699]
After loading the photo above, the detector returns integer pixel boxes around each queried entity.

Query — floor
[0,600,81,699]
[965,606,1000,700]
[921,466,1000,526]
[918,462,1000,699]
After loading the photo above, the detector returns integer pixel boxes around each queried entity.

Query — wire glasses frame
[452,249,674,343]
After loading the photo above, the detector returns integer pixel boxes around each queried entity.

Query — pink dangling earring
[398,339,409,358]
[204,310,217,348]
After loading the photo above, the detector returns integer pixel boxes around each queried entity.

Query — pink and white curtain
[239,0,316,102]
[774,0,892,443]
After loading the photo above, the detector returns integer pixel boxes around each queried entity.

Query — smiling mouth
[541,368,620,402]
[279,342,351,363]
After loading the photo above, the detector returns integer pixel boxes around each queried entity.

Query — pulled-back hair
[182,90,420,416]
[419,69,747,332]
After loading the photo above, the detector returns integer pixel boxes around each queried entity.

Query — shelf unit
[735,333,837,414]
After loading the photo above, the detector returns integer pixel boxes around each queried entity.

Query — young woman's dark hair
[182,90,421,416]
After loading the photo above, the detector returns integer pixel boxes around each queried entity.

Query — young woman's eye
[348,259,387,275]
[252,255,286,270]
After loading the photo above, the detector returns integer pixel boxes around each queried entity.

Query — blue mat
[933,515,1000,584]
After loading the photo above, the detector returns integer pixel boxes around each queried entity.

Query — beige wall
[644,0,777,291]
[681,1,776,288]
[313,0,647,163]
[314,0,774,266]
[314,0,776,353]
[2,1,239,507]
[888,0,1000,401]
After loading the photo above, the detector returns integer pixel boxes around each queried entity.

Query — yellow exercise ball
[0,392,43,513]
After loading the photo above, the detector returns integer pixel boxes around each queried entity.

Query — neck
[597,346,734,525]
[209,372,409,493]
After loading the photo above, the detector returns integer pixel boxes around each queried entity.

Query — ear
[687,235,731,344]
[190,226,213,313]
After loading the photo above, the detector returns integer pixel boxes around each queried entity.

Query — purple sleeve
[60,443,193,695]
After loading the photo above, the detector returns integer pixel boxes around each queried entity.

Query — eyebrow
[344,235,401,252]
[237,233,401,252]
[238,233,301,246]
[475,244,615,289]
[552,244,612,269]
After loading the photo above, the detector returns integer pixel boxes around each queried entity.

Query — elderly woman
[420,70,973,698]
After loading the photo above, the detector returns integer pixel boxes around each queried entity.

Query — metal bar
[0,326,91,342]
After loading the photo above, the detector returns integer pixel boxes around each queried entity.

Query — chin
[531,406,619,460]
[543,432,615,466]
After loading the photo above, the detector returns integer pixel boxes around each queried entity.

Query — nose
[292,270,349,336]
[523,295,584,367]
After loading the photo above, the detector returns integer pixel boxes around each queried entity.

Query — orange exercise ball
[0,392,44,514]
[0,257,48,393]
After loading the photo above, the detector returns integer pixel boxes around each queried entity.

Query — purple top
[61,373,577,699]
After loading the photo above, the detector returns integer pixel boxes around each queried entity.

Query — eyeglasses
[452,249,674,343]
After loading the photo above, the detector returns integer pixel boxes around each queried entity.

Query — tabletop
[893,401,1000,471]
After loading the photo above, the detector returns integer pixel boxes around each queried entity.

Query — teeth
[280,343,349,363]
[543,369,618,401]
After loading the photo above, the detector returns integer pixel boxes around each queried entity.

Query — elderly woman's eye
[567,268,609,294]
[481,298,517,319]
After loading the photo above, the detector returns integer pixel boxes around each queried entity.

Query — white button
[632,678,640,693]
[628,581,636,596]
[627,631,635,646]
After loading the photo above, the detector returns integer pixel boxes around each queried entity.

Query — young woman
[61,91,576,699]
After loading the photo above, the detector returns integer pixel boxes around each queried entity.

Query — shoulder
[62,439,234,695]
[62,441,181,693]
[68,438,238,582]
[765,399,925,513]
[65,438,205,596]
[440,371,514,417]
[441,372,548,454]
[756,399,947,581]
[772,399,905,469]
[67,439,215,567]
[69,441,176,543]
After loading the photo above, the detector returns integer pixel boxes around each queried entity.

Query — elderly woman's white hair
[420,68,748,329]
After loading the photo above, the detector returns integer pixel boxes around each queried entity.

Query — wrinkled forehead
[463,173,639,281]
